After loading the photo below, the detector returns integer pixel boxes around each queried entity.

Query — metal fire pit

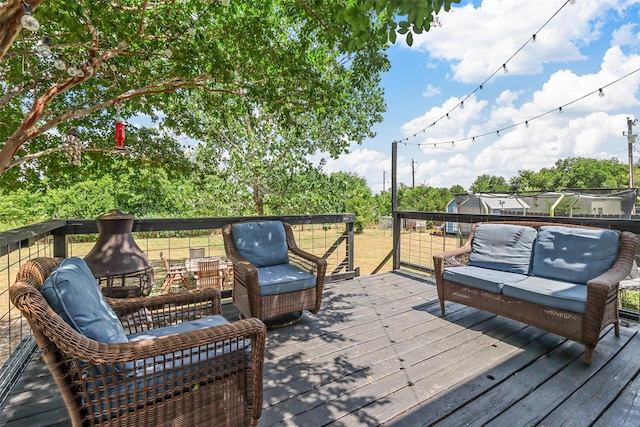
[84,210,154,298]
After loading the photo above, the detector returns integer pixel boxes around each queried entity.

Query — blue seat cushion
[443,266,528,294]
[502,276,587,313]
[88,315,251,415]
[469,224,537,274]
[530,226,620,285]
[232,221,289,267]
[257,263,316,296]
[41,257,128,344]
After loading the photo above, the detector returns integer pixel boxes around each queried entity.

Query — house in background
[445,189,638,236]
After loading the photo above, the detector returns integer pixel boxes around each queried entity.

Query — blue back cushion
[231,221,289,267]
[469,224,537,274]
[530,226,620,284]
[41,257,128,343]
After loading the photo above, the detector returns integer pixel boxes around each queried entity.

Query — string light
[187,26,197,37]
[20,1,40,32]
[35,37,51,55]
[598,88,604,97]
[391,0,575,144]
[525,121,529,128]
[558,106,563,114]
[53,55,66,70]
[459,101,464,110]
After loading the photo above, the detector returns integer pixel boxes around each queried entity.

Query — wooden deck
[1,271,640,426]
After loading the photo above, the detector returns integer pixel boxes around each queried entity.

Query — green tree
[0,0,459,176]
[469,174,511,193]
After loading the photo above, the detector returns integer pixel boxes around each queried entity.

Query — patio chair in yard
[159,251,190,293]
[10,257,266,427]
[197,258,223,290]
[223,220,327,327]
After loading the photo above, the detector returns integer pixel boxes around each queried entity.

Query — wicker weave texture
[10,257,266,427]
[223,221,327,323]
[433,221,637,365]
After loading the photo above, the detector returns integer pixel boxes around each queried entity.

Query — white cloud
[611,23,640,47]
[408,0,628,83]
[422,84,441,98]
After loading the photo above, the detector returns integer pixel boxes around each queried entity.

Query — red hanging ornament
[115,121,125,148]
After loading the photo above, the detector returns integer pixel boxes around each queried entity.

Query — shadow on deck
[1,271,639,426]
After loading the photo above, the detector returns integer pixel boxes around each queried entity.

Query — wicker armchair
[10,257,266,427]
[223,220,327,326]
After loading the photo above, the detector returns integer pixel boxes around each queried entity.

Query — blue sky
[319,0,640,193]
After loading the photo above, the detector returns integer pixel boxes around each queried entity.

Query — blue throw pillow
[231,221,289,267]
[41,257,128,343]
[469,224,537,274]
[530,226,620,284]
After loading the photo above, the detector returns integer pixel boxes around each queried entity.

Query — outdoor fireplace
[84,209,154,297]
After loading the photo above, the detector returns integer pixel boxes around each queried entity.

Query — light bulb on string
[187,26,196,37]
[221,0,230,5]
[525,121,529,128]
[36,37,51,55]
[598,88,604,97]
[66,66,77,77]
[164,47,173,57]
[54,55,66,70]
[21,1,40,32]
[558,106,563,114]
[110,64,117,72]
[459,101,464,110]
[532,34,537,42]
[75,68,84,78]
[143,60,151,68]
[129,65,136,73]
[502,64,508,73]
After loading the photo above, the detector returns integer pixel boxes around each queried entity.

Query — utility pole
[382,170,386,193]
[410,159,417,189]
[625,117,637,215]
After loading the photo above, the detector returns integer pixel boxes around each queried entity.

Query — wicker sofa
[10,257,266,427]
[433,221,637,365]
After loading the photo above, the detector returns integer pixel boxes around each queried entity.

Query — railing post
[391,141,400,270]
[392,211,401,270]
[346,221,355,273]
[53,234,67,258]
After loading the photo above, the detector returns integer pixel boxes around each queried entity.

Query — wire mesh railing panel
[0,234,55,406]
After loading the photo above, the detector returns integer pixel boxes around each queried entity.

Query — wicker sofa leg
[584,346,594,365]
[439,299,445,315]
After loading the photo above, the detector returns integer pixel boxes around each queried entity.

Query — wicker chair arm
[588,231,637,289]
[432,242,472,262]
[108,288,222,316]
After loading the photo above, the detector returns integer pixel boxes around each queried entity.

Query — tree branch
[5,146,127,171]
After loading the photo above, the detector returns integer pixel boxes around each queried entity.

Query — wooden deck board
[1,271,639,427]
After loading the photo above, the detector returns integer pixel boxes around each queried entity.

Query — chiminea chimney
[84,210,154,297]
